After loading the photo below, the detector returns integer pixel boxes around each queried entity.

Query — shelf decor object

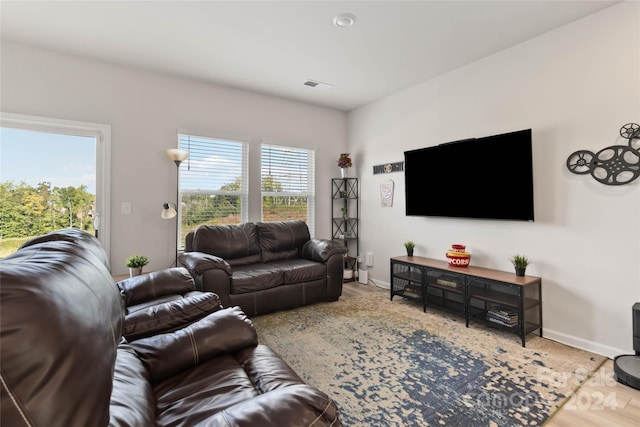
[446,244,471,267]
[126,254,148,278]
[510,254,530,277]
[404,240,415,257]
[337,153,352,178]
[566,123,640,185]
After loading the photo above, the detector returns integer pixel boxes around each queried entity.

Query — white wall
[348,2,640,357]
[1,41,347,274]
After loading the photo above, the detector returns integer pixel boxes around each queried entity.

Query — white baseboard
[370,278,390,290]
[372,277,626,358]
[542,328,626,359]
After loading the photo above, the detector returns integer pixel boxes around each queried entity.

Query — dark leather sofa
[1,228,342,427]
[179,220,348,316]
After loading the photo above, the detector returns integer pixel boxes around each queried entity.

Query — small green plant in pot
[126,254,149,277]
[404,241,415,257]
[510,254,530,277]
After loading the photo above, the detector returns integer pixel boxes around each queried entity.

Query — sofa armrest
[117,268,195,307]
[302,239,347,263]
[178,252,232,276]
[109,342,155,427]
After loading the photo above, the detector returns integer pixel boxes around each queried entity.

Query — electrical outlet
[121,202,132,215]
[366,252,373,267]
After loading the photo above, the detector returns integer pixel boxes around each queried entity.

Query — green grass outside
[0,237,30,258]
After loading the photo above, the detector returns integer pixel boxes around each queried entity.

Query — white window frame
[260,141,316,237]
[0,112,112,258]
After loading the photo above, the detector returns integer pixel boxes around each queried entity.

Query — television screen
[404,129,534,221]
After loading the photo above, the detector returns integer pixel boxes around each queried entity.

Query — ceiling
[0,1,618,111]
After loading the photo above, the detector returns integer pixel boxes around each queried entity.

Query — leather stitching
[1,374,33,426]
[186,326,199,366]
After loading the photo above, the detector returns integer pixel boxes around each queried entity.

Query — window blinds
[261,143,315,237]
[177,134,248,246]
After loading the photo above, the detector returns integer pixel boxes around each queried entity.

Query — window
[178,134,248,247]
[261,143,315,236]
[0,113,110,257]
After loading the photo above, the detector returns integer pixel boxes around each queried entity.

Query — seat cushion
[153,354,259,426]
[230,264,284,294]
[266,259,326,284]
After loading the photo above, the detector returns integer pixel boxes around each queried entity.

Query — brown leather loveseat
[179,220,347,316]
[1,228,343,427]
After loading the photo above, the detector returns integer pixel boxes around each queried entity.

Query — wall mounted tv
[404,129,534,221]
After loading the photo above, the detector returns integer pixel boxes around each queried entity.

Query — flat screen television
[404,129,534,221]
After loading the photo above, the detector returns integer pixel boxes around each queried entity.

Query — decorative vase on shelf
[337,153,352,178]
[515,267,526,277]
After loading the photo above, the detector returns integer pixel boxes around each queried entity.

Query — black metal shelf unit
[332,178,358,281]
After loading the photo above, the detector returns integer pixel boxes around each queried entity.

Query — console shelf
[390,256,542,347]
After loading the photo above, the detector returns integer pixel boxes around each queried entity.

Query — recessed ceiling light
[333,13,356,28]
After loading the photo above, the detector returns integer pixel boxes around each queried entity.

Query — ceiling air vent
[303,80,333,90]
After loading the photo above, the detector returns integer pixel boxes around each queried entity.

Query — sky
[0,127,96,194]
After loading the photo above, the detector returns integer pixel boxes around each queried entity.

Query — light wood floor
[342,281,640,427]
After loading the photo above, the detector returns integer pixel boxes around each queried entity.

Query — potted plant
[510,254,530,277]
[337,153,352,178]
[404,241,415,257]
[126,254,149,278]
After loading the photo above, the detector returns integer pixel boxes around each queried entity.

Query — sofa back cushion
[1,229,122,427]
[257,220,310,262]
[192,223,261,265]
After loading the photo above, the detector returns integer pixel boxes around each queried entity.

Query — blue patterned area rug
[252,289,606,427]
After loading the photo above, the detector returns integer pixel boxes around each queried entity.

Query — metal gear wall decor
[566,123,640,186]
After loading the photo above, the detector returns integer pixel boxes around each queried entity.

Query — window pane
[178,134,247,247]
[262,195,309,222]
[0,127,96,256]
[261,143,315,236]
